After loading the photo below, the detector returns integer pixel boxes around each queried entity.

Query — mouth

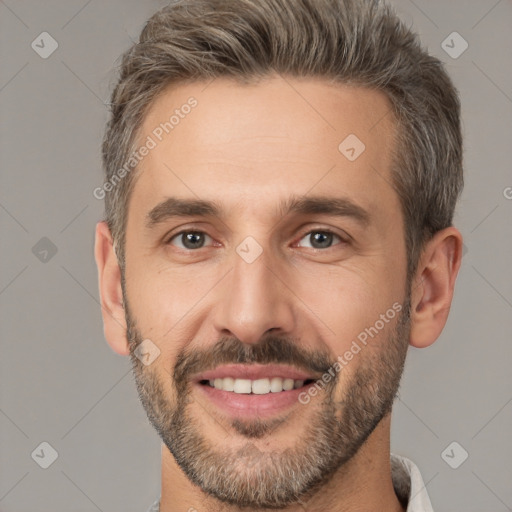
[192,364,319,419]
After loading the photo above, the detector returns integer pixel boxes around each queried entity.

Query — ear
[94,221,129,356]
[409,227,463,348]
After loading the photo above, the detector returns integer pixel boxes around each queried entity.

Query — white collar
[391,453,434,511]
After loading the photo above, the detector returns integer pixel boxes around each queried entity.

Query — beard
[124,292,411,509]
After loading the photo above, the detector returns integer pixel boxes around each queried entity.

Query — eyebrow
[145,195,371,230]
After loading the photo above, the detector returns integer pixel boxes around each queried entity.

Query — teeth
[222,377,234,391]
[233,379,252,394]
[208,377,307,394]
[282,378,294,391]
[270,377,284,392]
[252,378,271,394]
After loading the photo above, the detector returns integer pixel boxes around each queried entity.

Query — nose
[212,247,296,345]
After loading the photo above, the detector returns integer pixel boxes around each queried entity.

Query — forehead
[130,76,399,222]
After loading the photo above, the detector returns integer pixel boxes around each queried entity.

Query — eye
[296,230,344,250]
[167,231,214,250]
[166,229,345,251]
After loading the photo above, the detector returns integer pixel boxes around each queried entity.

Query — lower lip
[195,382,313,419]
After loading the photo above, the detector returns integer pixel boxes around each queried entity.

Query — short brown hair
[101,0,463,279]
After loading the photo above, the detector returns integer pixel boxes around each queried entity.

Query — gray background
[1,0,511,510]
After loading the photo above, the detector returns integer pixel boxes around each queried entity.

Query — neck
[159,414,405,512]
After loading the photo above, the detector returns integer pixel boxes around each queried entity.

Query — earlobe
[94,221,130,356]
[409,227,463,348]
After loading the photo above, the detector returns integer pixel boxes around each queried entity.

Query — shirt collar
[391,453,434,511]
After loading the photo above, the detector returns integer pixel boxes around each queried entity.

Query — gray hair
[102,0,463,280]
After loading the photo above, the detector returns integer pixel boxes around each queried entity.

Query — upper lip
[193,364,319,382]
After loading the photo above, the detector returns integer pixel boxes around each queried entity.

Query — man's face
[123,77,410,508]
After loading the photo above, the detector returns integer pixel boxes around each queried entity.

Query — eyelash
[165,228,347,251]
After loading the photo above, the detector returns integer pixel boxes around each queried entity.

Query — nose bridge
[213,241,295,344]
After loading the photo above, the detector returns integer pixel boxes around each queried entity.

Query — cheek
[295,264,403,353]
[124,263,220,369]
[125,261,204,331]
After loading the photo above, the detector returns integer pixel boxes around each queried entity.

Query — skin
[95,76,462,511]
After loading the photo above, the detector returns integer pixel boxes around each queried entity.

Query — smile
[193,364,320,419]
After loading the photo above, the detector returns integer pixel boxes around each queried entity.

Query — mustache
[173,335,336,388]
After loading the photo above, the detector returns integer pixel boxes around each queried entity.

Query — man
[94,0,463,510]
